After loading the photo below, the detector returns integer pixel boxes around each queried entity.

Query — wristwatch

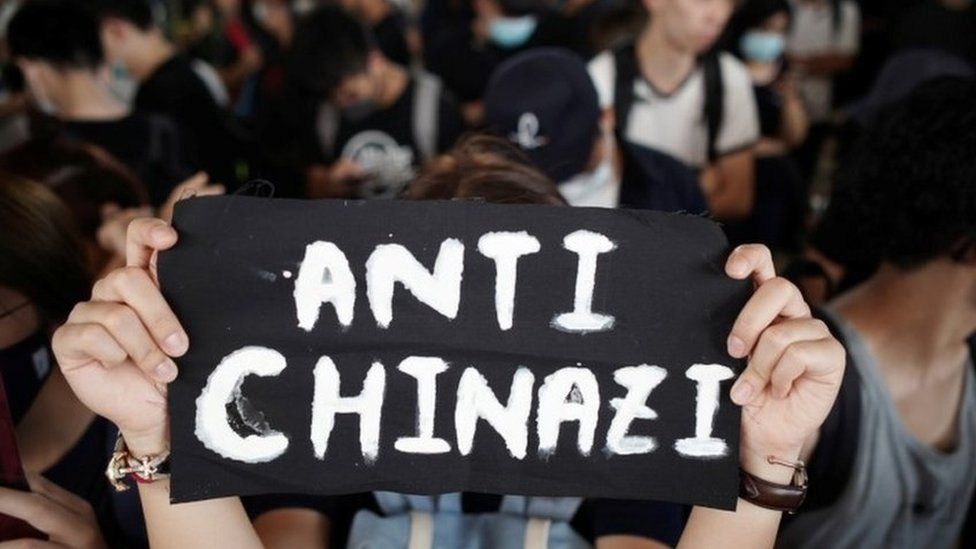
[105,432,171,492]
[739,456,808,514]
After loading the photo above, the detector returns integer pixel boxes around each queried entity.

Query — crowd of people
[0,0,973,547]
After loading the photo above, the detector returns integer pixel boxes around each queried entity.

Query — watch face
[0,374,45,541]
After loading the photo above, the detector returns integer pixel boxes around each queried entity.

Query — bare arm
[16,369,95,473]
[777,78,809,149]
[254,508,330,549]
[598,535,671,549]
[704,149,756,222]
[136,480,265,549]
[790,54,855,77]
[678,245,845,549]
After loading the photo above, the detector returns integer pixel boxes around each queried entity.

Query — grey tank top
[777,309,976,549]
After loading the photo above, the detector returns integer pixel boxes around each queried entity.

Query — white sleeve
[588,51,616,110]
[715,54,760,156]
[836,2,861,55]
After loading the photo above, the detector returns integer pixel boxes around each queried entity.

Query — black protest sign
[158,196,751,509]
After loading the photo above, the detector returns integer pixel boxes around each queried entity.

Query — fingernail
[729,259,748,277]
[731,380,754,405]
[727,335,746,358]
[151,225,171,243]
[154,360,178,383]
[163,332,188,355]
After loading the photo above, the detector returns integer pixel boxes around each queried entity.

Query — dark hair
[0,137,148,240]
[89,0,155,30]
[722,0,791,58]
[0,175,91,328]
[403,135,567,206]
[288,6,374,98]
[7,0,103,69]
[497,0,551,17]
[815,77,976,270]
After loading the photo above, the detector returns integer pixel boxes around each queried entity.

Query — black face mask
[342,99,378,124]
[0,331,52,422]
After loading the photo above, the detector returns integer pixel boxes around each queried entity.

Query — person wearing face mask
[424,0,598,126]
[784,0,860,182]
[89,0,256,187]
[6,0,193,207]
[721,0,807,252]
[588,0,761,223]
[287,6,465,199]
[0,175,112,536]
[483,47,705,214]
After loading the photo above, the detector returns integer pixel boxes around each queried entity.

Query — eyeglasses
[0,301,30,320]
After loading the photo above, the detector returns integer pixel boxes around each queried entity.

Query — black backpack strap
[831,0,843,33]
[789,308,862,514]
[701,51,724,164]
[969,335,976,368]
[612,41,638,142]
[964,336,976,546]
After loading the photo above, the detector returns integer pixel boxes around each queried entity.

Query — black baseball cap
[483,48,601,184]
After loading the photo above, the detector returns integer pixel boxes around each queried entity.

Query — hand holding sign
[723,245,844,479]
[52,198,844,510]
[52,217,185,457]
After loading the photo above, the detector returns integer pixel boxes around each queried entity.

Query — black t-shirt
[62,114,192,206]
[244,492,685,547]
[753,85,783,139]
[135,54,251,185]
[311,77,464,198]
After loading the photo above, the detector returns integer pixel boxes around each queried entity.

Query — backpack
[346,492,591,549]
[617,140,707,214]
[611,42,725,164]
[316,70,444,164]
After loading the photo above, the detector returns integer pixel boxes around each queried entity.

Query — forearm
[677,447,800,549]
[779,97,809,148]
[792,54,855,77]
[119,431,266,549]
[16,370,96,473]
[138,479,264,549]
[705,153,756,222]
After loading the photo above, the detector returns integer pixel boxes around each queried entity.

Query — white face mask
[24,75,58,116]
[104,61,138,106]
[558,135,619,208]
[31,93,58,116]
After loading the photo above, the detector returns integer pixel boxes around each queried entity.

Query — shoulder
[588,50,615,81]
[715,52,753,92]
[588,51,616,108]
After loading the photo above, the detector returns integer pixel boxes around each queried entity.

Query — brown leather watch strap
[739,468,808,514]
